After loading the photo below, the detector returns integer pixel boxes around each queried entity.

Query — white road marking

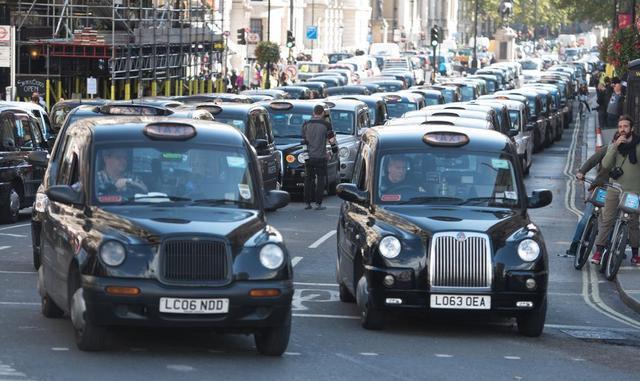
[308,230,336,249]
[293,313,359,320]
[435,354,453,358]
[51,347,69,351]
[0,362,27,378]
[293,282,337,287]
[0,233,26,238]
[360,352,378,356]
[291,257,303,267]
[284,352,301,356]
[0,223,30,231]
[0,246,10,250]
[0,271,35,275]
[0,302,39,306]
[572,358,586,362]
[166,365,194,372]
[504,356,521,360]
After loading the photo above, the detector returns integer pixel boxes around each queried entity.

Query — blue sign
[306,26,318,40]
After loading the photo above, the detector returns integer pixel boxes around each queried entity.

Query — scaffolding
[13,0,225,102]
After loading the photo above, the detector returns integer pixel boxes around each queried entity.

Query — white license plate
[159,297,229,314]
[430,294,491,310]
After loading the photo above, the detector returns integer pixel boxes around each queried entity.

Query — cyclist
[568,145,610,256]
[592,115,640,266]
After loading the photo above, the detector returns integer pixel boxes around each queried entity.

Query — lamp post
[472,0,480,70]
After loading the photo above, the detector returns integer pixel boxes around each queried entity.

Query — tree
[599,26,640,77]
[254,41,281,66]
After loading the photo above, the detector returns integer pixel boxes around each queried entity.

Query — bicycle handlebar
[581,177,623,191]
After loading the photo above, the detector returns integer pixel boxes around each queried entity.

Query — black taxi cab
[34,116,293,355]
[0,105,49,223]
[194,103,281,192]
[261,100,341,194]
[335,124,552,336]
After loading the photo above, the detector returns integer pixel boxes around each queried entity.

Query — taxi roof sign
[197,104,223,115]
[269,102,294,110]
[144,123,197,140]
[423,132,469,147]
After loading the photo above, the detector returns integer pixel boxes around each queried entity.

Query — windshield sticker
[98,195,122,203]
[381,194,401,202]
[238,184,251,199]
[491,159,510,170]
[227,156,247,168]
[504,191,517,200]
[162,152,184,161]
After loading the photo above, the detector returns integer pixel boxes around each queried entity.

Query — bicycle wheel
[575,215,597,270]
[605,222,628,281]
[599,223,619,273]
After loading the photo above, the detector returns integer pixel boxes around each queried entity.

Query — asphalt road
[1,108,639,381]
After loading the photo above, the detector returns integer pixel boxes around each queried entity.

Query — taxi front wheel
[70,279,107,351]
[356,276,384,330]
[516,297,547,337]
[0,185,21,224]
[254,311,291,356]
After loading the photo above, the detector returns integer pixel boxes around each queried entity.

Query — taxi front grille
[429,232,492,290]
[161,239,229,283]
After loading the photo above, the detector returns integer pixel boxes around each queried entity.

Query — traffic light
[286,30,295,48]
[237,28,246,45]
[430,27,439,47]
[436,26,443,43]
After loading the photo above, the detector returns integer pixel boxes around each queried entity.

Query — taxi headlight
[34,192,48,213]
[338,147,350,160]
[297,152,309,164]
[517,239,540,262]
[259,244,285,270]
[379,236,401,259]
[99,241,127,267]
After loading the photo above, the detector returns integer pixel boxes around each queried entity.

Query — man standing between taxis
[302,105,338,210]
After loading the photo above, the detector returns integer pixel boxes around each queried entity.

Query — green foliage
[255,41,281,66]
[599,26,640,77]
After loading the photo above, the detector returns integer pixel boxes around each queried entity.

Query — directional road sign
[306,26,318,40]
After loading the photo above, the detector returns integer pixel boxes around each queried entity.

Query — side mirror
[27,150,49,167]
[46,185,83,206]
[253,139,270,156]
[528,189,552,209]
[264,190,290,211]
[336,183,369,205]
[507,129,519,138]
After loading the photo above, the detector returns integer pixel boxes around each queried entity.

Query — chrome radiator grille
[161,239,229,282]
[429,232,492,290]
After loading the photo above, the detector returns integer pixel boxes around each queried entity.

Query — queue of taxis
[34,116,293,355]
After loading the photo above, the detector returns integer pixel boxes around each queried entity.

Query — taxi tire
[41,295,64,318]
[356,276,384,330]
[516,297,547,337]
[327,167,339,196]
[70,278,107,351]
[254,310,291,356]
[0,185,21,224]
[339,283,356,303]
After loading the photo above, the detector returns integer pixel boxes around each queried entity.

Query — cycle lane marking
[308,230,336,249]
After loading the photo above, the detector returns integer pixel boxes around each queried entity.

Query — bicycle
[574,179,610,270]
[603,190,640,280]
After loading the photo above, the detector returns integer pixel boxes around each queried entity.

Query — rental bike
[602,190,640,280]
[574,179,611,270]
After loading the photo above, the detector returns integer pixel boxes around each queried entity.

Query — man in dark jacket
[302,105,338,210]
[596,77,611,131]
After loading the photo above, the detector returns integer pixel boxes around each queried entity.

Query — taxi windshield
[386,102,417,119]
[52,105,75,132]
[460,87,475,101]
[271,112,313,138]
[424,97,442,106]
[93,143,256,207]
[508,110,520,131]
[376,150,520,207]
[329,110,355,134]
[214,117,246,133]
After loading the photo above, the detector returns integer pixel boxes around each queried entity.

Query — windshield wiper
[459,197,517,206]
[396,196,464,205]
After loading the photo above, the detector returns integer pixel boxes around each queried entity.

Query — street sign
[285,64,297,78]
[247,32,259,44]
[0,26,9,43]
[306,26,318,40]
[15,75,46,98]
[0,46,10,67]
[87,77,97,95]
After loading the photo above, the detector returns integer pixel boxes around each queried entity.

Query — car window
[352,144,368,190]
[508,110,520,131]
[58,134,81,186]
[270,112,313,138]
[386,102,418,119]
[330,110,355,135]
[12,114,41,150]
[253,112,269,141]
[376,150,519,207]
[0,113,17,151]
[94,144,256,207]
[216,117,246,133]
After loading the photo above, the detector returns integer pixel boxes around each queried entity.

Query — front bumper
[282,166,305,193]
[339,160,355,181]
[365,266,546,315]
[82,276,293,329]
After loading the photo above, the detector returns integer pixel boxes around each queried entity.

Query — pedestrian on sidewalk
[235,71,245,92]
[301,105,338,210]
[578,84,591,116]
[592,115,640,266]
[596,77,611,130]
[230,70,238,93]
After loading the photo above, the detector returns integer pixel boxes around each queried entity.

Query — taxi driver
[96,148,148,195]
